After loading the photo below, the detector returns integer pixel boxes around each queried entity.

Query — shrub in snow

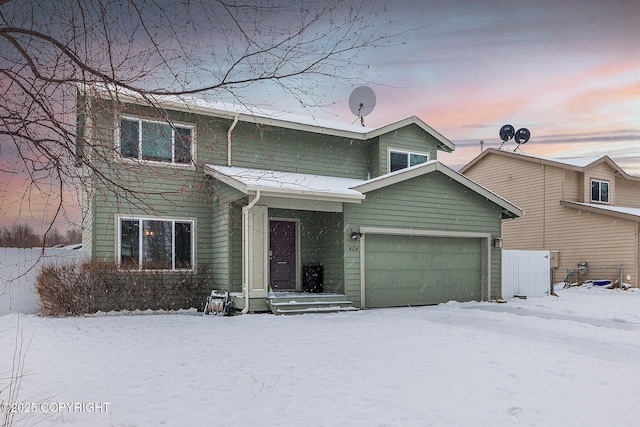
[36,260,210,316]
[36,261,94,316]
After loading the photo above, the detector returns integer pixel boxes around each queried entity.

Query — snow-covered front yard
[2,286,640,427]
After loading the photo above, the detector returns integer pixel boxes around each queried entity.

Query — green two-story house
[78,85,521,313]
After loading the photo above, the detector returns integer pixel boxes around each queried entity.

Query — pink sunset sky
[1,0,639,233]
[313,0,640,173]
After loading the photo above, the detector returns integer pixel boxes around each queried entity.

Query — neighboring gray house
[78,86,521,313]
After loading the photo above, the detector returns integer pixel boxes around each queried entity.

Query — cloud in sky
[2,0,640,231]
[325,0,640,173]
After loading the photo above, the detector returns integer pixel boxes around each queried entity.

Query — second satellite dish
[515,128,530,144]
[349,86,376,126]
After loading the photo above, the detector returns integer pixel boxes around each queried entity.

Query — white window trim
[117,215,196,271]
[116,116,196,167]
[590,178,610,204]
[387,147,430,173]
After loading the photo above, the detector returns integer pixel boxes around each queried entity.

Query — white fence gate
[502,250,551,298]
[0,247,88,315]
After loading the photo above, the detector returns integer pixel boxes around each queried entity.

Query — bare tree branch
[0,0,398,240]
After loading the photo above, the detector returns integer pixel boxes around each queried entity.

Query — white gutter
[227,115,238,167]
[241,190,261,314]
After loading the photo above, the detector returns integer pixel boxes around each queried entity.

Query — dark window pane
[175,222,192,269]
[591,181,599,201]
[120,119,139,158]
[142,220,172,269]
[600,182,609,202]
[120,219,139,268]
[142,121,172,162]
[175,127,192,164]
[390,151,408,172]
[409,153,428,167]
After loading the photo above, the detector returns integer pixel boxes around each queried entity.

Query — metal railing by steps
[267,293,357,315]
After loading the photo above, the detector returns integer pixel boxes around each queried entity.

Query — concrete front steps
[267,292,358,315]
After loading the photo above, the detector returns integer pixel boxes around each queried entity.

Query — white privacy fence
[0,247,88,315]
[2,247,551,315]
[502,250,551,298]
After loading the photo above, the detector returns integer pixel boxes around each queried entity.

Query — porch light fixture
[492,237,502,248]
[351,231,363,240]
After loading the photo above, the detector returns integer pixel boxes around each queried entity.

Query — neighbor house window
[119,117,193,165]
[389,149,429,172]
[591,179,609,203]
[119,218,194,270]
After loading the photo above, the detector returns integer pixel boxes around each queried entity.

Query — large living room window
[389,149,429,173]
[119,218,194,270]
[591,179,609,203]
[119,117,193,165]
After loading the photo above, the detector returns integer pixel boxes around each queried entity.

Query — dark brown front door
[270,220,297,291]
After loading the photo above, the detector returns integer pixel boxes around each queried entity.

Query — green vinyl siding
[210,183,245,291]
[364,235,482,307]
[376,124,439,176]
[344,171,503,306]
[227,122,371,178]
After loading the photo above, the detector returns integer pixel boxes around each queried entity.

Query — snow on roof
[164,94,376,134]
[502,150,604,168]
[205,165,366,201]
[552,156,605,168]
[84,83,455,151]
[564,201,640,218]
[86,83,375,134]
[206,162,523,219]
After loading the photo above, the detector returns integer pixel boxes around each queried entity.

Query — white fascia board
[204,165,249,194]
[244,186,364,203]
[352,161,438,193]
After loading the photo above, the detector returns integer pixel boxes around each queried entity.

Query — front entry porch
[205,165,367,313]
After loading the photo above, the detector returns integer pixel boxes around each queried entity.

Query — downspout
[241,190,261,314]
[227,115,238,167]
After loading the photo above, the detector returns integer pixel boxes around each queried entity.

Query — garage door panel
[364,234,482,308]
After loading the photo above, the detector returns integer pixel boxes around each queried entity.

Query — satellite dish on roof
[349,86,376,126]
[514,128,530,144]
[513,128,530,152]
[498,124,515,150]
[499,124,515,142]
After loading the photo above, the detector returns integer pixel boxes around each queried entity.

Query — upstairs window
[119,217,194,270]
[389,149,429,173]
[591,179,609,203]
[119,117,193,165]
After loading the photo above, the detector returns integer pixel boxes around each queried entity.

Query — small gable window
[119,117,193,165]
[591,179,609,203]
[389,149,429,173]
